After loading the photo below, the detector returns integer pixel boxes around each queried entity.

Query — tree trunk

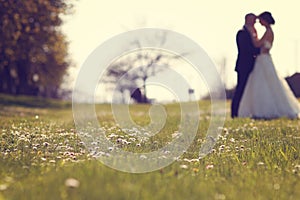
[142,78,148,103]
[16,60,29,95]
[0,65,16,94]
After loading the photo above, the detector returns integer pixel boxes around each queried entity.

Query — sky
[62,0,300,102]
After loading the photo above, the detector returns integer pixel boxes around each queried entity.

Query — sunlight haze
[63,0,300,102]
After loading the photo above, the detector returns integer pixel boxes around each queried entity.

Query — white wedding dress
[238,41,300,119]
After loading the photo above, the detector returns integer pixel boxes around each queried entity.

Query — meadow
[0,94,299,200]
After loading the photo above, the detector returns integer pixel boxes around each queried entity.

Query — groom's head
[245,13,257,26]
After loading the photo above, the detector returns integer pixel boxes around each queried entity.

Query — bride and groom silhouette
[231,11,300,119]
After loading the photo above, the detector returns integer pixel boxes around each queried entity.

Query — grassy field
[0,94,299,200]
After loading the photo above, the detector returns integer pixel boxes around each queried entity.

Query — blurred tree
[102,34,186,103]
[0,0,72,98]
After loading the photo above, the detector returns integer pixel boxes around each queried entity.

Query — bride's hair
[259,11,275,25]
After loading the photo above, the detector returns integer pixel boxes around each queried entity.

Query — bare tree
[101,32,186,103]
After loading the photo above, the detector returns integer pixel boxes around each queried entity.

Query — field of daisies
[0,94,299,200]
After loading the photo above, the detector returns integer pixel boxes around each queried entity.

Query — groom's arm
[237,31,253,55]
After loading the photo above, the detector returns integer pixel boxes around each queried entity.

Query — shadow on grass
[0,93,71,108]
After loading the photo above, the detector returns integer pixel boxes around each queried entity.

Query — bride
[238,11,300,119]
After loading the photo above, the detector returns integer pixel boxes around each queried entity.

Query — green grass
[0,95,299,199]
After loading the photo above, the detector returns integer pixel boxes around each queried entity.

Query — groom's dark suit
[231,25,260,118]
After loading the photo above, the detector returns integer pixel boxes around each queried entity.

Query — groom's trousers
[231,72,250,118]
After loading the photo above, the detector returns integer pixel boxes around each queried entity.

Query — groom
[231,13,260,118]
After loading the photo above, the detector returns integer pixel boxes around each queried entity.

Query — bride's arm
[251,32,265,48]
[251,29,272,48]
